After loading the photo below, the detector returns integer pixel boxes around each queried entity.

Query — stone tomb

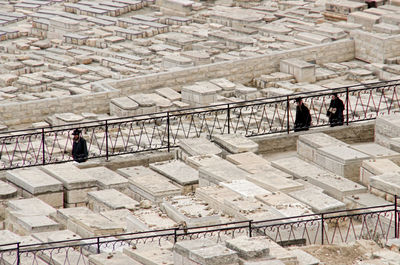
[198,159,250,186]
[127,207,177,231]
[288,187,346,213]
[6,168,63,208]
[186,154,225,170]
[314,145,370,182]
[226,152,270,166]
[246,171,304,194]
[123,242,174,265]
[161,195,221,226]
[5,198,59,235]
[117,166,181,203]
[271,156,366,201]
[178,137,222,160]
[369,172,400,202]
[41,163,97,207]
[89,252,141,265]
[150,160,199,194]
[87,189,140,212]
[0,180,18,220]
[351,143,400,165]
[280,58,316,83]
[173,239,238,265]
[375,114,400,148]
[221,179,271,198]
[297,133,348,163]
[360,159,400,186]
[81,167,129,193]
[213,134,258,154]
[181,84,218,107]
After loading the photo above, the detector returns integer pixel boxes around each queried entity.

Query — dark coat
[327,97,344,126]
[72,137,88,163]
[294,104,311,132]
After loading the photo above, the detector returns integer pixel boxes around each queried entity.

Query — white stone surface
[213,134,258,153]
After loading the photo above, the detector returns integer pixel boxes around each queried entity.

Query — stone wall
[254,121,375,154]
[351,30,400,63]
[0,40,354,127]
[110,39,355,95]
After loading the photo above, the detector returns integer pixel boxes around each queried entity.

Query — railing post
[97,237,100,254]
[227,104,231,134]
[286,96,290,134]
[174,228,178,243]
[41,128,45,165]
[167,111,170,152]
[346,88,349,126]
[105,121,109,161]
[249,220,252,238]
[321,213,325,245]
[16,242,20,265]
[395,195,398,239]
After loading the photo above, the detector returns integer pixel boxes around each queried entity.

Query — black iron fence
[0,79,399,170]
[1,197,399,265]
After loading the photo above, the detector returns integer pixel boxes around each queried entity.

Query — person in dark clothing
[294,97,312,132]
[71,128,88,163]
[327,93,345,127]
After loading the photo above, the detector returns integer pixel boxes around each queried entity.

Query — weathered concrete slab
[360,159,400,185]
[199,160,250,186]
[88,189,139,212]
[117,166,181,203]
[370,173,400,199]
[225,236,270,261]
[0,180,17,199]
[127,208,177,231]
[7,197,56,216]
[288,188,346,213]
[89,252,142,265]
[67,212,125,237]
[344,193,390,210]
[186,154,225,170]
[375,114,400,148]
[213,134,258,154]
[53,207,93,227]
[100,209,135,231]
[247,172,304,193]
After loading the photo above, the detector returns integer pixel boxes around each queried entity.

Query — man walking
[327,93,344,127]
[294,97,312,132]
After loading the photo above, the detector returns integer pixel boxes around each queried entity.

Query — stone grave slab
[123,243,174,265]
[16,215,59,235]
[315,146,370,181]
[67,212,125,238]
[271,156,326,180]
[150,160,198,193]
[53,207,93,227]
[370,173,400,201]
[127,208,177,231]
[161,195,221,226]
[155,87,181,101]
[88,189,139,212]
[288,249,319,265]
[288,187,345,213]
[181,84,217,106]
[198,160,250,186]
[186,154,225,170]
[351,143,400,164]
[256,191,314,218]
[375,114,400,148]
[117,166,181,203]
[81,167,129,192]
[41,163,98,207]
[238,163,291,178]
[226,152,270,166]
[297,133,347,162]
[213,134,258,154]
[247,172,304,193]
[360,159,400,185]
[178,137,222,158]
[344,193,390,210]
[89,252,142,265]
[220,180,271,198]
[280,58,316,83]
[100,209,135,231]
[7,197,56,216]
[195,186,241,218]
[225,236,270,261]
[32,229,81,243]
[6,168,63,208]
[174,239,238,265]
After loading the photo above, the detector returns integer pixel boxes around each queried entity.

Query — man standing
[71,128,88,163]
[294,97,312,132]
[327,93,345,127]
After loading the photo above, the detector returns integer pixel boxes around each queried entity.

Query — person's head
[72,129,81,141]
[331,92,338,100]
[295,97,303,106]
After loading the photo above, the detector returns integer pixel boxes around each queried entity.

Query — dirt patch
[298,240,382,265]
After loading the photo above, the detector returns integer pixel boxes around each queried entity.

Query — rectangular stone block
[87,189,139,212]
[64,186,98,204]
[351,143,400,164]
[81,167,129,192]
[213,134,258,154]
[297,133,347,162]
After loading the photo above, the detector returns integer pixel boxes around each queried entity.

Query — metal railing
[0,79,399,170]
[1,196,399,265]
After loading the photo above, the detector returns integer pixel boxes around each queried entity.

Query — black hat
[332,92,338,97]
[72,129,81,135]
[295,97,302,103]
